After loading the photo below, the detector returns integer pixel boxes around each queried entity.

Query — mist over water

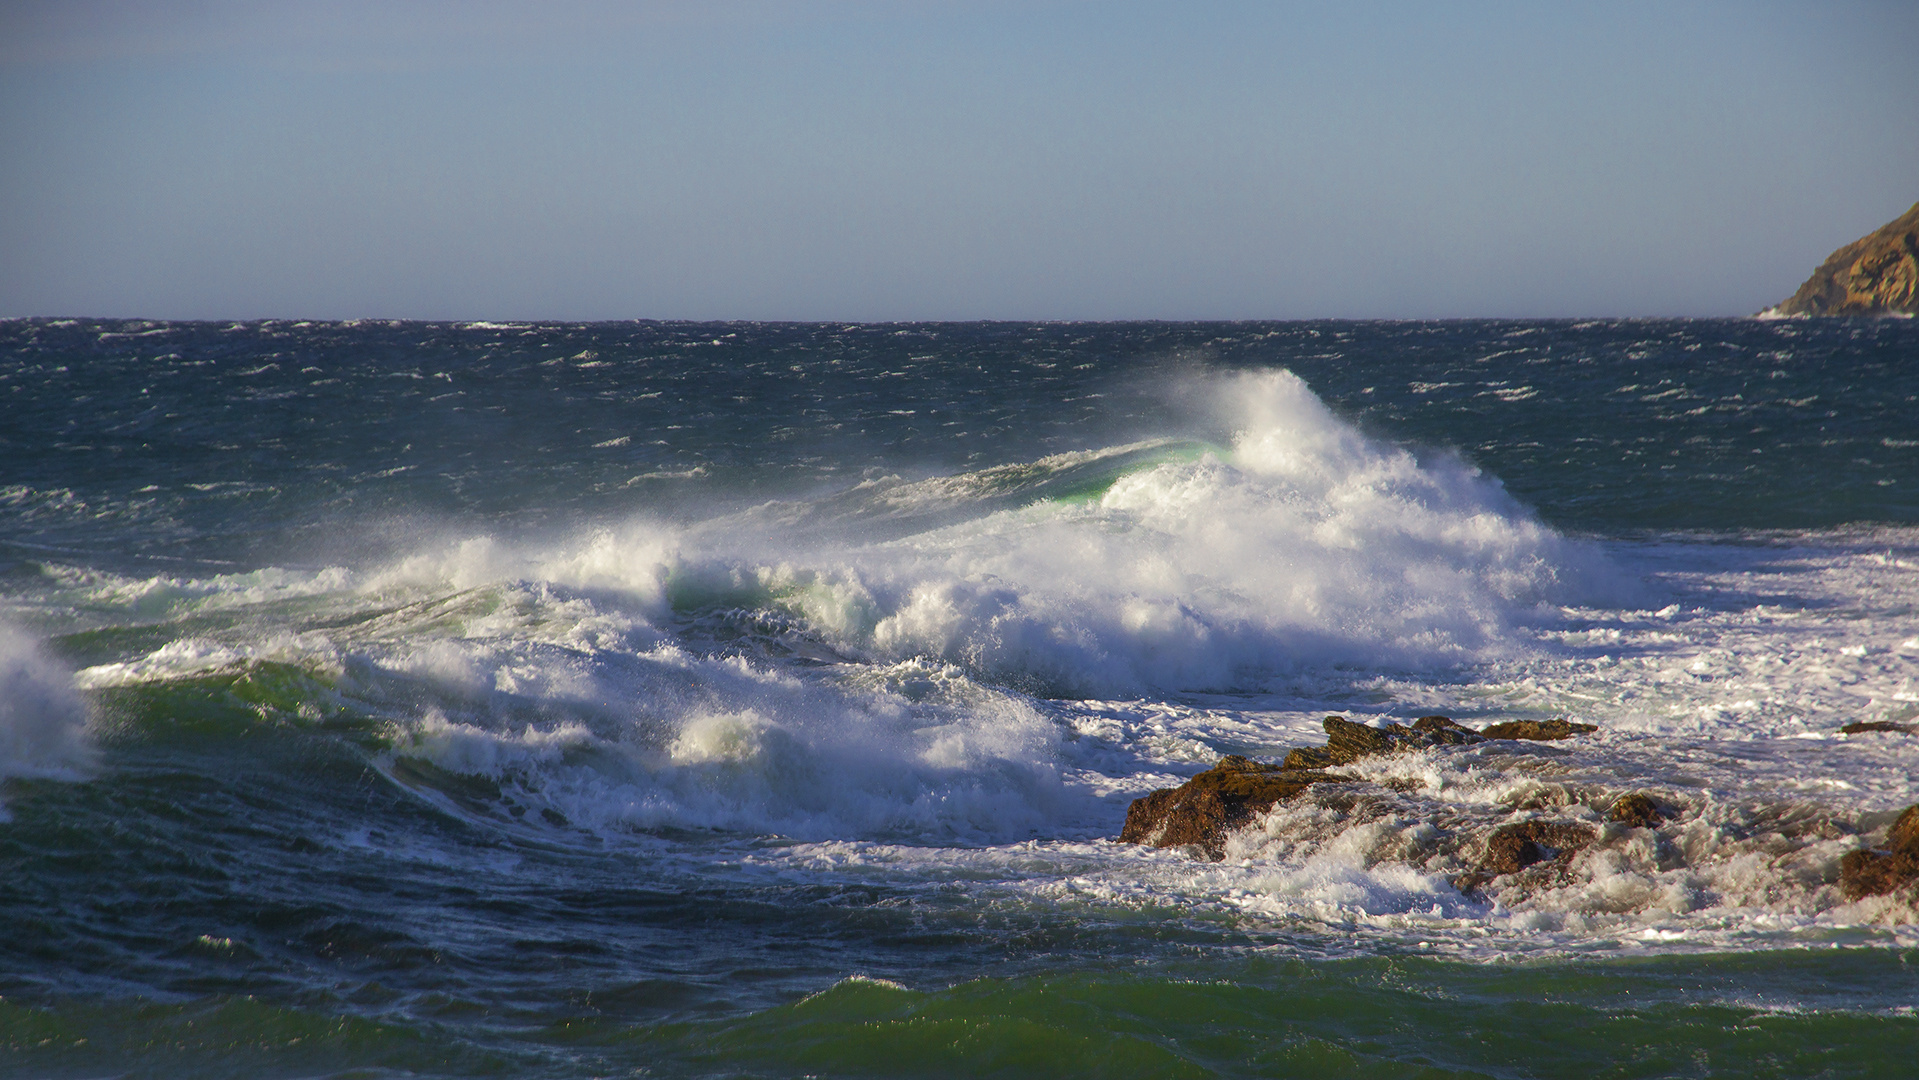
[0,621,91,805]
[4,318,1917,1078]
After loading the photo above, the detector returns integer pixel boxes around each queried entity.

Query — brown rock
[1838,805,1919,901]
[1323,715,1418,761]
[1840,721,1915,735]
[1118,756,1354,859]
[1763,201,1919,317]
[1478,719,1598,741]
[1410,715,1488,745]
[1839,847,1919,901]
[1607,793,1666,829]
[1890,805,1919,852]
[1281,745,1339,771]
[1479,821,1598,875]
[1453,821,1598,893]
[1281,715,1489,771]
[1124,712,1598,871]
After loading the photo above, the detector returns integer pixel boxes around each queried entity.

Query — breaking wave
[49,369,1631,847]
[0,621,93,815]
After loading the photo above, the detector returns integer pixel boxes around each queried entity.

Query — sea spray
[39,371,1629,845]
[346,370,1619,699]
[8,318,1919,1080]
[382,652,1070,843]
[0,621,93,813]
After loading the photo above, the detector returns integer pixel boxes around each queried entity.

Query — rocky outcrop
[1450,821,1599,895]
[1120,714,1608,889]
[1839,805,1919,901]
[1477,719,1599,741]
[1761,202,1919,317]
[1116,755,1355,859]
[1277,714,1593,771]
[1607,792,1667,829]
[1117,715,1914,914]
[1840,721,1915,735]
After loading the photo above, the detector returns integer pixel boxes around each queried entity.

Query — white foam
[355,370,1614,697]
[832,372,1613,691]
[0,621,93,815]
[33,562,355,623]
[76,632,341,689]
[381,651,1075,844]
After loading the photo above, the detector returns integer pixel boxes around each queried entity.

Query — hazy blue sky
[2,0,1915,320]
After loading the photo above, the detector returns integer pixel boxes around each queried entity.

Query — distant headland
[1759,201,1919,317]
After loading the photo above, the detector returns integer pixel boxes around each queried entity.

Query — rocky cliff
[1760,201,1919,317]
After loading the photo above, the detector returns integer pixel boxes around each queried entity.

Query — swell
[639,957,1919,1080]
[4,369,1912,957]
[9,954,1915,1080]
[13,369,1616,849]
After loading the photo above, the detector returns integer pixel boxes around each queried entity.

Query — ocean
[2,317,1916,1078]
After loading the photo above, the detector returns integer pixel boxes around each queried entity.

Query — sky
[1,0,1915,320]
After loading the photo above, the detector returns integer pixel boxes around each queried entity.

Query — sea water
[2,318,1916,1078]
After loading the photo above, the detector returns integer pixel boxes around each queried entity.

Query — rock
[1280,745,1338,770]
[1412,715,1486,745]
[1607,793,1666,829]
[1840,805,1919,901]
[1761,201,1919,317]
[1281,715,1401,770]
[1280,715,1595,771]
[1478,719,1598,741]
[1118,756,1355,859]
[1841,850,1919,900]
[1840,721,1915,735]
[1280,714,1489,770]
[1453,821,1598,894]
[1281,748,1343,774]
[1120,713,1601,865]
[1324,715,1422,759]
[1892,806,1919,853]
[1480,821,1598,875]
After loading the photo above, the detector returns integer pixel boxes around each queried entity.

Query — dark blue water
[5,319,1913,566]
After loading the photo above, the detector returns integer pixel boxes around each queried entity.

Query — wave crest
[0,621,93,811]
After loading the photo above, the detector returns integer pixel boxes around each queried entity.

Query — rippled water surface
[3,318,1917,1078]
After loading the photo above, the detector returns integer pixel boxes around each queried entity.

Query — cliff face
[1761,201,1919,317]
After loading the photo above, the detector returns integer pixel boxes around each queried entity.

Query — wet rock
[1118,756,1355,859]
[1477,719,1598,741]
[1277,715,1603,773]
[1121,712,1603,869]
[1411,715,1486,745]
[1608,793,1667,829]
[1325,715,1420,759]
[1841,850,1919,900]
[1840,721,1915,735]
[1891,806,1919,852]
[1481,821,1598,874]
[1276,714,1597,770]
[1452,821,1598,894]
[1279,716,1399,768]
[1280,714,1488,770]
[1280,745,1339,770]
[1840,805,1919,901]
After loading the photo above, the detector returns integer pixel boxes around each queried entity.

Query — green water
[9,952,1916,1078]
